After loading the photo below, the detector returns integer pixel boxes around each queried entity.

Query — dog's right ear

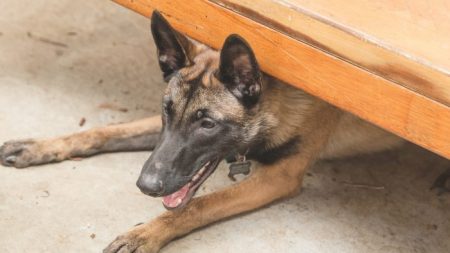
[151,11,193,80]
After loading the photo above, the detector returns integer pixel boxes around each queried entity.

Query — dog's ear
[218,34,262,107]
[151,11,194,79]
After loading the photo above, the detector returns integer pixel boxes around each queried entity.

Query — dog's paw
[431,169,450,196]
[103,224,163,253]
[0,139,40,168]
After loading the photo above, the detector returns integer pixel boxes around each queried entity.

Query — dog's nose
[136,175,164,196]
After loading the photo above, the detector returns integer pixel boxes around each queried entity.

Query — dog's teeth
[176,198,182,205]
[192,161,212,182]
[193,174,200,182]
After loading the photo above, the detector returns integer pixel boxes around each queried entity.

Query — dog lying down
[1,10,449,253]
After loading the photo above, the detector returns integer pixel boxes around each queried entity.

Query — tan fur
[257,77,404,158]
[0,37,405,253]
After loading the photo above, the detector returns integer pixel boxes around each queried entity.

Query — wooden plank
[284,0,450,72]
[214,0,450,107]
[112,0,450,159]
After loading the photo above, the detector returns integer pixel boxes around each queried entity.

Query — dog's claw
[104,223,162,253]
[431,169,450,196]
[103,237,128,253]
[0,139,37,168]
[5,155,17,164]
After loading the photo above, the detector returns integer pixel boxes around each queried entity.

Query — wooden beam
[112,0,450,159]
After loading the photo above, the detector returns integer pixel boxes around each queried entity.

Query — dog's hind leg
[0,115,161,168]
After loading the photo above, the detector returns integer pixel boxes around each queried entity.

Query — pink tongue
[162,184,190,208]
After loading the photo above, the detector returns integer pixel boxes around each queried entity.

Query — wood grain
[283,0,450,71]
[214,0,450,107]
[112,0,450,158]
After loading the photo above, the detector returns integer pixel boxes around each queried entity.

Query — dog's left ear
[218,34,262,107]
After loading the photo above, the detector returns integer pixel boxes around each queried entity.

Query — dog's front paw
[103,224,163,253]
[0,139,39,168]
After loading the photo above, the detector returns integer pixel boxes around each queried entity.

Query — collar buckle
[228,150,251,181]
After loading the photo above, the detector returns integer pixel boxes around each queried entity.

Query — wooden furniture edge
[112,0,450,159]
[213,0,450,108]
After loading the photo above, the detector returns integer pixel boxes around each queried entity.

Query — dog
[0,11,448,253]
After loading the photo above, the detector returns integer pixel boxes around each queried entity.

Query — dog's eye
[201,119,216,129]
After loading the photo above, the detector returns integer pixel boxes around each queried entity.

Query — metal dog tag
[228,160,251,181]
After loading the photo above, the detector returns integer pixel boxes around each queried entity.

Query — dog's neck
[243,74,318,164]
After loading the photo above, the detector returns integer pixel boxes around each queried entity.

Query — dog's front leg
[0,116,161,168]
[103,156,307,253]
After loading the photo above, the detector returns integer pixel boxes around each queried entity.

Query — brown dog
[1,11,445,253]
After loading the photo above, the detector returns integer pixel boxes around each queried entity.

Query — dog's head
[136,11,263,210]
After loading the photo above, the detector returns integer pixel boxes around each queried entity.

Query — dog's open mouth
[162,159,220,210]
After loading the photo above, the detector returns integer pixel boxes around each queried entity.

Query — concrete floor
[0,1,449,252]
